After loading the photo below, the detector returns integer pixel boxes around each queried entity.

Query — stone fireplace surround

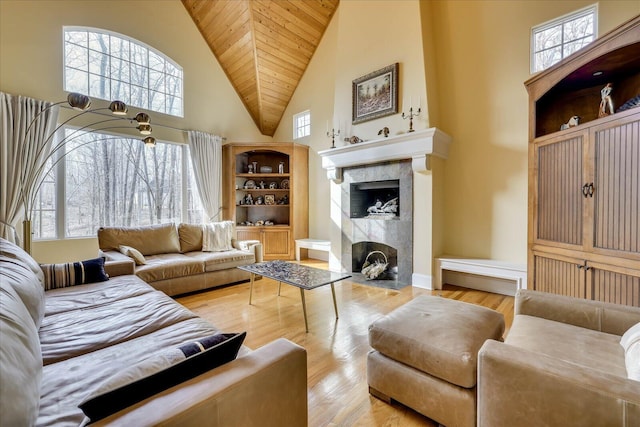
[341,160,413,286]
[319,128,451,288]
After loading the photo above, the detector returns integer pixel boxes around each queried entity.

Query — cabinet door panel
[593,120,640,256]
[237,229,262,242]
[590,267,640,307]
[536,136,584,245]
[263,229,290,259]
[533,254,584,298]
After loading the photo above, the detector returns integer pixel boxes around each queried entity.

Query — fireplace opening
[352,241,398,281]
[350,179,399,219]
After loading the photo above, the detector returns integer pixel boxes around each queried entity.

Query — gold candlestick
[402,106,421,132]
[327,128,340,149]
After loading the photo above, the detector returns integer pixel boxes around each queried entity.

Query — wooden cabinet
[526,16,640,307]
[223,142,308,260]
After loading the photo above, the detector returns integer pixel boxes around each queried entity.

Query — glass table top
[238,260,351,290]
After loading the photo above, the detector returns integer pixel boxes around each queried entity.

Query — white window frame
[33,128,202,240]
[293,110,311,140]
[63,26,184,117]
[531,4,598,73]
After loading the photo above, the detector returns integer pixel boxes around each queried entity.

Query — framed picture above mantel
[352,63,399,124]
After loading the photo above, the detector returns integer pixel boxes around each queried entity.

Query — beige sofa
[98,223,263,296]
[478,289,640,426]
[0,238,307,426]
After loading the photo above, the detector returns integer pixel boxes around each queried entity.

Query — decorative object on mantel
[560,115,580,130]
[327,127,340,149]
[617,94,640,112]
[377,127,390,137]
[402,105,421,132]
[352,63,399,124]
[598,83,614,117]
[344,135,363,144]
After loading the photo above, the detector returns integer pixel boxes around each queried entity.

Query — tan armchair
[478,290,640,426]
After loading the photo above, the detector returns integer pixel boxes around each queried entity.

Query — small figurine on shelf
[599,83,614,117]
[377,127,390,137]
[278,161,285,174]
[244,194,253,205]
[278,195,289,205]
[259,180,266,189]
[560,115,580,130]
[255,196,264,205]
[247,163,254,174]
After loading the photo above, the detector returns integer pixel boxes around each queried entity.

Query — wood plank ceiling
[181,0,339,136]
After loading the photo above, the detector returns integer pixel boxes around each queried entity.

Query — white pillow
[202,221,234,252]
[118,245,146,266]
[626,341,640,382]
[620,322,640,351]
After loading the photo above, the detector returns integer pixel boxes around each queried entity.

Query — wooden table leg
[331,283,339,319]
[300,288,309,333]
[249,273,255,305]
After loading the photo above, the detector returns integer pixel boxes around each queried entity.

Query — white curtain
[0,92,59,244]
[187,130,222,223]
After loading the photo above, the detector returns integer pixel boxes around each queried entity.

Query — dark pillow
[40,257,109,291]
[79,332,246,422]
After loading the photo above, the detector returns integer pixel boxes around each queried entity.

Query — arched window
[63,27,183,117]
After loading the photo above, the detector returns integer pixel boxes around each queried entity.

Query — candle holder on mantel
[327,128,340,149]
[402,106,421,132]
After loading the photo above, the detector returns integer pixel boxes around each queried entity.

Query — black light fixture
[109,100,128,115]
[67,92,92,110]
[143,136,156,147]
[137,124,152,135]
[134,112,151,125]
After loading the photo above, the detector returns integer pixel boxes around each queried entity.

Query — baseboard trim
[411,273,432,290]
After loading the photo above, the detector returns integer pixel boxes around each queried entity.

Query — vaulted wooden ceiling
[181,0,339,136]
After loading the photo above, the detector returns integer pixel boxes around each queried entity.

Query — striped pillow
[40,257,109,291]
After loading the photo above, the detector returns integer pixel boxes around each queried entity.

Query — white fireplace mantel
[318,127,451,183]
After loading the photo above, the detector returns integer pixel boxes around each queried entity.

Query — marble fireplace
[341,161,413,287]
[319,128,451,288]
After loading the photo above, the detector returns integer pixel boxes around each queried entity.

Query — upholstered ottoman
[367,295,505,427]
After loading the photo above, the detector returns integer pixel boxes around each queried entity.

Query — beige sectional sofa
[478,289,640,426]
[98,223,263,296]
[0,238,307,426]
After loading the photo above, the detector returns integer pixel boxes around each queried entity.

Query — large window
[531,5,597,73]
[32,129,203,239]
[63,27,183,117]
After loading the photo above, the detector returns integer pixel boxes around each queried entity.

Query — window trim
[62,26,184,117]
[530,4,598,73]
[33,127,201,240]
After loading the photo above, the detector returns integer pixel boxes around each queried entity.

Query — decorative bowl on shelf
[243,180,256,189]
[259,166,273,173]
[280,179,290,189]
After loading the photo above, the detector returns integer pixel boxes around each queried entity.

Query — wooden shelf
[223,143,308,260]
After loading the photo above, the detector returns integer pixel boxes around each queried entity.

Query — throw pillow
[118,245,147,266]
[202,221,234,252]
[626,341,640,382]
[79,331,246,422]
[40,257,109,291]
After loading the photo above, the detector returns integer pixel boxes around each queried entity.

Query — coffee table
[238,260,351,332]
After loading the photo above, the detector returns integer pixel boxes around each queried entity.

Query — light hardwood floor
[177,260,514,427]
